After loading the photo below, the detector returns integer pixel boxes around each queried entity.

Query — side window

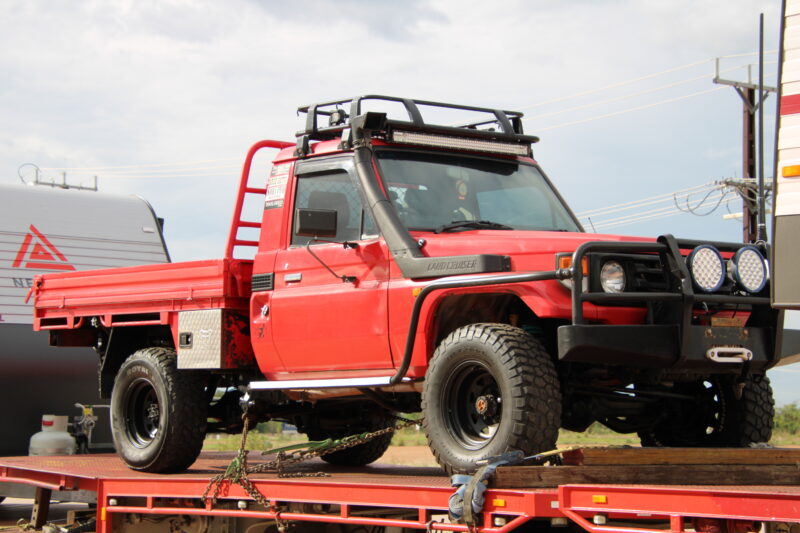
[292,170,376,245]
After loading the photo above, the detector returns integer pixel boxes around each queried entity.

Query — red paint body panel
[34,259,252,322]
[268,238,392,375]
[385,231,652,378]
[33,138,661,380]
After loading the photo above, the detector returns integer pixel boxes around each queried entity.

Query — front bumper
[558,324,775,371]
[556,235,782,373]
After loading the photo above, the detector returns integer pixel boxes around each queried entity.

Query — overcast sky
[3,0,798,401]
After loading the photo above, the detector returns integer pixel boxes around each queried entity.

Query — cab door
[269,157,393,374]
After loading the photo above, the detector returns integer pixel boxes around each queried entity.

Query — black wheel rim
[442,359,502,450]
[687,380,725,438]
[656,380,725,445]
[124,378,161,448]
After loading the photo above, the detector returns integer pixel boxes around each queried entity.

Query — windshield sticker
[265,164,291,209]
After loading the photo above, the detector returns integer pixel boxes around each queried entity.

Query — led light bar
[391,130,530,156]
[687,245,725,293]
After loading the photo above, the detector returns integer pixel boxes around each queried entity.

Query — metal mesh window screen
[293,171,373,245]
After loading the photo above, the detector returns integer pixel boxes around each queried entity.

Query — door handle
[284,273,302,283]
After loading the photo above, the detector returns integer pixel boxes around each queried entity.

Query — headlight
[600,261,626,293]
[731,246,767,293]
[687,245,724,293]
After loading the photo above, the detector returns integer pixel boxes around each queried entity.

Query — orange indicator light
[592,495,608,504]
[783,165,800,178]
[492,499,507,507]
[558,256,589,275]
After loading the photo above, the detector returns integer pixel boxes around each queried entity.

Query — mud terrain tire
[423,323,561,475]
[111,347,207,473]
[639,375,774,447]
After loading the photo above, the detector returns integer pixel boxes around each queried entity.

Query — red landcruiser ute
[32,96,787,474]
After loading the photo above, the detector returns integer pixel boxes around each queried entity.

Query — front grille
[628,256,669,292]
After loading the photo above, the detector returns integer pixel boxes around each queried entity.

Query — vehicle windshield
[375,150,582,232]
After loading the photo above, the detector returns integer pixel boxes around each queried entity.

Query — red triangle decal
[12,225,76,271]
[29,243,56,262]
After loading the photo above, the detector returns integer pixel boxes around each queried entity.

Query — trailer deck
[3,450,800,532]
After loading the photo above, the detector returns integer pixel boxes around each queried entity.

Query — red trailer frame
[2,453,800,533]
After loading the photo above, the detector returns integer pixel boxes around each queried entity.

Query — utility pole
[713,25,776,243]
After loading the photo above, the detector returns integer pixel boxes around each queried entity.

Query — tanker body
[0,183,170,458]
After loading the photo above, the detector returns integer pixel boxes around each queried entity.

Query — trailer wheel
[638,375,774,447]
[422,323,561,475]
[111,347,207,473]
[307,405,394,466]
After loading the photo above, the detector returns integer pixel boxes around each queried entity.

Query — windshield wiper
[434,220,514,234]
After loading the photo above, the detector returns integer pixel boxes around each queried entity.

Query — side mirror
[295,208,337,238]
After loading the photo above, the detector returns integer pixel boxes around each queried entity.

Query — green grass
[204,407,800,454]
[557,424,640,447]
[203,431,307,452]
[202,423,644,453]
[203,424,429,452]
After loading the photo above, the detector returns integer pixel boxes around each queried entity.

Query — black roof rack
[295,95,538,147]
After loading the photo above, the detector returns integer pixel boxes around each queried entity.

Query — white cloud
[0,0,782,257]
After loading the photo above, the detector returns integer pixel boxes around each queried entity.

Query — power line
[722,50,778,58]
[673,187,732,216]
[516,59,712,111]
[86,170,239,179]
[528,73,711,122]
[36,170,238,181]
[39,157,241,171]
[583,187,736,231]
[63,164,239,176]
[535,86,728,132]
[575,176,761,232]
[527,62,775,123]
[575,183,732,230]
[576,183,713,218]
[515,51,776,112]
[589,192,728,231]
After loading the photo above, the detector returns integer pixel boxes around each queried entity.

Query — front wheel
[638,375,774,447]
[422,323,561,475]
[111,347,207,473]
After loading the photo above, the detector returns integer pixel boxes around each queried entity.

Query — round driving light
[732,246,767,293]
[600,261,626,293]
[687,245,724,292]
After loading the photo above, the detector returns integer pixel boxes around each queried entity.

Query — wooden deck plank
[560,447,800,466]
[492,464,800,488]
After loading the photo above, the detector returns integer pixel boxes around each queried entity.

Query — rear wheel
[306,403,394,466]
[111,347,207,473]
[638,375,773,447]
[422,323,561,475]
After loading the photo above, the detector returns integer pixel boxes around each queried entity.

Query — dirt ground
[378,445,439,467]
